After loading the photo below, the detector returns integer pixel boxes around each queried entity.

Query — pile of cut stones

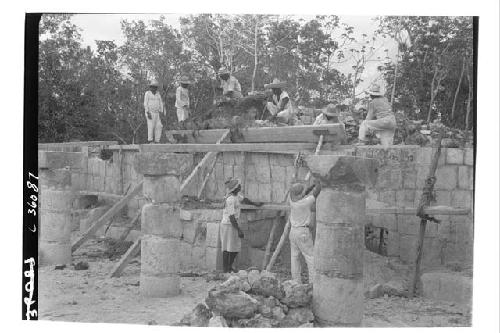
[178,270,314,328]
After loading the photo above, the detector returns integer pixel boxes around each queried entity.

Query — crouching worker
[289,179,322,284]
[220,178,263,273]
[357,83,396,147]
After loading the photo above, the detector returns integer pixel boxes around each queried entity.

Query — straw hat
[365,83,384,96]
[289,182,305,201]
[218,66,230,75]
[179,75,192,85]
[264,78,287,89]
[225,178,240,194]
[149,79,159,87]
[322,104,339,117]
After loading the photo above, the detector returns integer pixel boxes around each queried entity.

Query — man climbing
[217,67,242,106]
[313,103,340,125]
[143,79,165,144]
[357,83,397,147]
[175,75,192,125]
[264,78,296,124]
[288,179,322,284]
[220,178,263,273]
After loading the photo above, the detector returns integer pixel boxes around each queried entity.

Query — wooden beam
[165,124,345,144]
[140,142,318,153]
[180,129,230,193]
[38,141,118,149]
[108,239,141,278]
[71,181,144,253]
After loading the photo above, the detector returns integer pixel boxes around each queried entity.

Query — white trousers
[176,107,189,122]
[289,226,315,284]
[146,112,163,142]
[358,116,396,147]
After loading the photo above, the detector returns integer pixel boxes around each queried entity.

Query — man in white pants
[143,80,165,143]
[288,179,322,284]
[175,76,192,124]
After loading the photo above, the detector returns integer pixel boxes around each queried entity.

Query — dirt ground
[38,238,471,327]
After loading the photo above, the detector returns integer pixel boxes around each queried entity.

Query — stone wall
[69,145,474,269]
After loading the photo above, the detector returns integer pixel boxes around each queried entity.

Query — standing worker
[264,78,295,124]
[175,75,192,124]
[143,79,165,144]
[220,178,262,273]
[288,179,322,284]
[217,67,243,105]
[357,83,396,146]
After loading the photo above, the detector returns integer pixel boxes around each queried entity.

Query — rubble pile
[178,270,315,327]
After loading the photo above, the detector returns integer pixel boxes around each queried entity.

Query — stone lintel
[305,155,378,191]
[134,152,193,176]
[38,151,86,170]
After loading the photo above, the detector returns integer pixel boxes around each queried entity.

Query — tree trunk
[391,48,399,108]
[426,65,438,124]
[251,19,258,92]
[451,57,466,121]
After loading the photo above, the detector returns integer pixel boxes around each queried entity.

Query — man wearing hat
[357,83,396,147]
[217,67,243,104]
[313,103,340,125]
[288,179,322,283]
[220,178,263,273]
[264,78,295,124]
[143,79,165,143]
[175,75,192,123]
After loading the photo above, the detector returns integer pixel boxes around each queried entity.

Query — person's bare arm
[365,102,375,120]
[241,197,264,206]
[279,97,290,111]
[229,215,244,238]
[311,179,322,198]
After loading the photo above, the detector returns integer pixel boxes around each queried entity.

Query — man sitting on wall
[264,78,296,124]
[216,67,243,106]
[313,103,340,125]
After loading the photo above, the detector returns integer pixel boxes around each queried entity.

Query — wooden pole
[197,155,218,199]
[109,239,141,278]
[261,213,281,270]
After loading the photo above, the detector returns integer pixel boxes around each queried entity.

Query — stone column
[134,152,193,297]
[305,155,378,327]
[39,151,84,266]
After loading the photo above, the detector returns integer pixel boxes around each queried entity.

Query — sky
[70,13,397,94]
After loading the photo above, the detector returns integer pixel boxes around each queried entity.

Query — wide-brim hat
[179,76,192,84]
[218,67,230,75]
[365,83,384,96]
[149,79,159,87]
[265,78,287,89]
[225,178,240,194]
[322,104,339,117]
[289,182,305,200]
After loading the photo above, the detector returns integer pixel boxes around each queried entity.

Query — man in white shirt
[143,80,165,143]
[288,179,322,283]
[175,76,192,124]
[217,67,243,106]
[264,79,295,124]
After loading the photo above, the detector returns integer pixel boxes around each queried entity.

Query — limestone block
[395,189,416,206]
[434,190,452,206]
[446,149,464,164]
[141,236,180,275]
[223,163,234,181]
[377,190,396,205]
[134,152,193,176]
[271,182,286,203]
[205,247,222,271]
[312,273,363,326]
[377,169,403,190]
[421,237,443,267]
[233,165,244,182]
[247,248,265,268]
[421,272,472,306]
[143,176,181,203]
[39,211,72,242]
[41,190,74,211]
[285,166,295,185]
[222,152,235,166]
[438,148,447,165]
[270,166,286,182]
[40,169,72,190]
[415,148,431,166]
[140,273,180,297]
[451,190,473,208]
[39,151,85,170]
[372,214,397,231]
[180,209,192,221]
[435,166,458,190]
[464,149,474,166]
[246,183,259,201]
[402,168,417,189]
[397,216,420,236]
[141,204,182,238]
[39,241,72,266]
[316,189,365,223]
[205,222,221,248]
[458,166,474,190]
[258,183,272,202]
[192,209,222,223]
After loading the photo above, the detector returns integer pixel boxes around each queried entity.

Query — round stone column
[39,151,84,266]
[134,152,193,297]
[305,155,378,327]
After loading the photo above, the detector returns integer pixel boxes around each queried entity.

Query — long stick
[261,213,281,270]
[197,155,218,199]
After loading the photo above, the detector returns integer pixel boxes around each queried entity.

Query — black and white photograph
[12,1,499,331]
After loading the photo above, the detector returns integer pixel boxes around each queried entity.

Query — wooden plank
[71,181,144,253]
[262,213,281,270]
[108,239,141,278]
[38,141,118,149]
[197,156,218,199]
[107,145,140,151]
[141,142,318,153]
[180,130,230,193]
[165,124,345,144]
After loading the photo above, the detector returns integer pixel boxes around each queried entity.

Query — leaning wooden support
[71,181,144,253]
[197,155,218,199]
[109,239,141,278]
[141,142,317,154]
[261,213,282,270]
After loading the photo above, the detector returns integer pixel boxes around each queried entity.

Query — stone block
[270,154,293,167]
[271,182,286,203]
[378,168,403,189]
[372,214,397,231]
[39,242,72,266]
[446,149,464,165]
[39,151,85,170]
[285,166,296,184]
[378,190,396,205]
[205,247,223,271]
[40,211,72,242]
[192,246,206,268]
[141,204,182,238]
[397,215,420,236]
[222,152,235,166]
[223,163,234,181]
[180,209,192,221]
[134,153,193,176]
[434,166,458,190]
[464,148,474,166]
[421,272,472,306]
[205,222,221,248]
[451,190,473,208]
[438,148,447,166]
[247,247,265,268]
[395,189,416,206]
[458,166,474,190]
[422,236,442,267]
[40,169,72,190]
[398,234,417,263]
[270,165,286,182]
[181,221,196,243]
[415,148,432,166]
[258,183,272,202]
[141,236,180,275]
[179,241,193,269]
[233,165,244,182]
[246,183,259,201]
[41,189,74,211]
[434,190,452,206]
[143,176,181,203]
[402,168,417,189]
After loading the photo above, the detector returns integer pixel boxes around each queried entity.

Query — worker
[288,179,322,284]
[357,83,396,147]
[313,103,340,125]
[217,67,242,105]
[175,75,192,124]
[264,78,295,124]
[143,79,165,144]
[220,178,263,273]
